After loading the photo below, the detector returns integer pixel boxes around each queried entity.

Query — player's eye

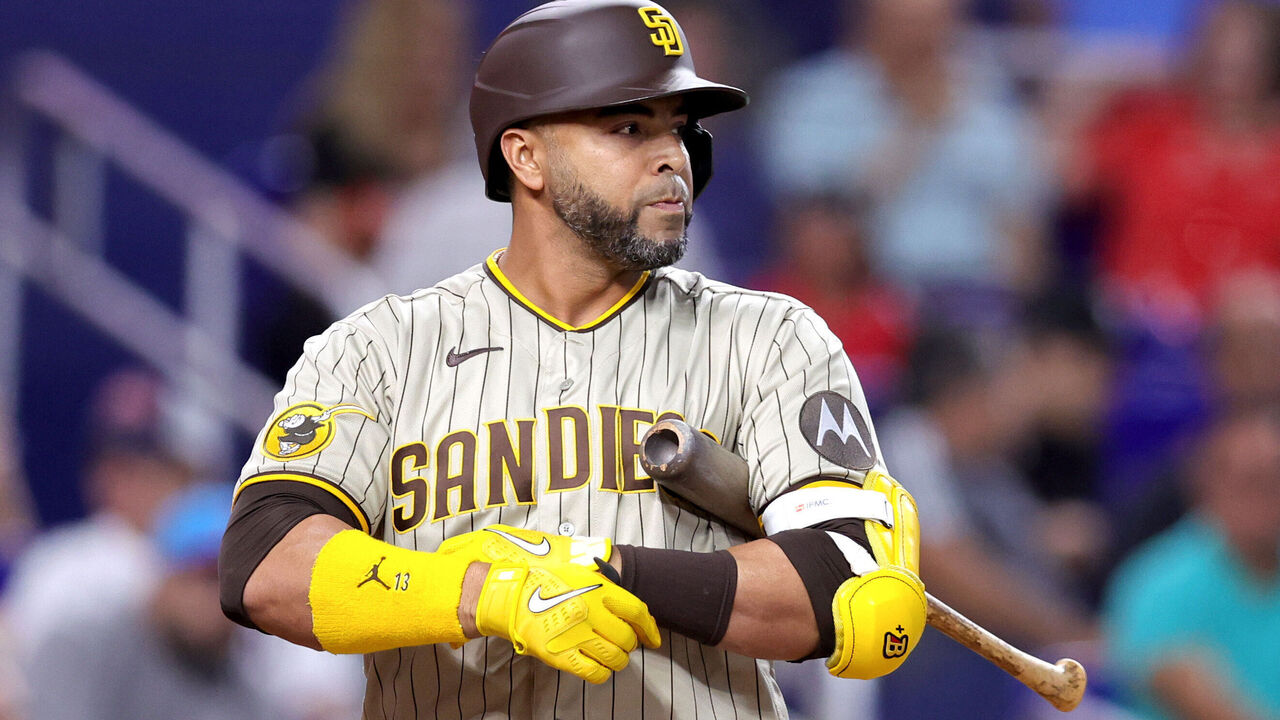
[615,122,641,135]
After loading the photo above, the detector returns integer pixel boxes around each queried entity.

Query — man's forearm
[245,518,820,659]
[720,539,820,658]
[609,538,819,659]
[241,514,491,650]
[241,513,351,649]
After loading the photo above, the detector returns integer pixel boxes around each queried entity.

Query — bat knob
[641,419,694,477]
[1045,658,1087,712]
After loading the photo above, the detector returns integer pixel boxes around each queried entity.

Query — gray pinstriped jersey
[237,250,885,720]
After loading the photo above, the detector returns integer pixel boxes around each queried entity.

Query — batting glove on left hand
[438,523,612,568]
[474,561,661,684]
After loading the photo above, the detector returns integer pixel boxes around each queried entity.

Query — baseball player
[218,2,926,718]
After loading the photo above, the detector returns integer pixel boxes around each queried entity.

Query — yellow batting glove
[475,562,661,684]
[438,524,611,568]
[827,565,927,680]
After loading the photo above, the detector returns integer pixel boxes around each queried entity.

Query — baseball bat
[639,418,1087,713]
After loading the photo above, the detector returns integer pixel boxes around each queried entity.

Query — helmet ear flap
[488,141,514,203]
[682,123,714,200]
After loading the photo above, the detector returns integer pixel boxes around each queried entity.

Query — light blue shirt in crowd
[1103,516,1280,720]
[757,46,1048,290]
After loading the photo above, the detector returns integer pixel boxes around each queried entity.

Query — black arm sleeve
[217,480,361,630]
[602,544,738,647]
[768,520,875,661]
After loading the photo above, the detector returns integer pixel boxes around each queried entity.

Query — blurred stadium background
[2,0,1278,719]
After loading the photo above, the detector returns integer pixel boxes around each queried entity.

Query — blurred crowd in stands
[4,0,1280,718]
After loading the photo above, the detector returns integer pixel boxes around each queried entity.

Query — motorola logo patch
[798,391,876,470]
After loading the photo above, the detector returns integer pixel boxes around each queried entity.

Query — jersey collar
[485,249,651,332]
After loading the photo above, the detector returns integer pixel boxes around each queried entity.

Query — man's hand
[444,524,659,683]
[474,561,661,684]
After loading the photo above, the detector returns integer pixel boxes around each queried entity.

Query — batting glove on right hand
[475,561,662,684]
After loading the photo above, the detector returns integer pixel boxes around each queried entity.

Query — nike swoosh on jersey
[485,527,551,556]
[445,345,504,367]
[527,583,602,613]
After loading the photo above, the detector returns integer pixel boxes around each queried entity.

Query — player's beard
[548,165,690,271]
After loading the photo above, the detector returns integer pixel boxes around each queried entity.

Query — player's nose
[651,131,690,179]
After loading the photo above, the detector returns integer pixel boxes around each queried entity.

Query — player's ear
[499,127,547,195]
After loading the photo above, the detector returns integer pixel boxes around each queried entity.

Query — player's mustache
[639,177,690,206]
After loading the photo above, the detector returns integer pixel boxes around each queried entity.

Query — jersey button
[557,521,576,536]
[559,378,573,391]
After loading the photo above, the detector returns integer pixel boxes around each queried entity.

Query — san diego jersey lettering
[238,252,885,720]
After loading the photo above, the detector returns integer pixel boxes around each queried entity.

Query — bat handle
[925,593,1087,712]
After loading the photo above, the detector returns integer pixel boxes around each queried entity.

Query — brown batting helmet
[470,0,749,202]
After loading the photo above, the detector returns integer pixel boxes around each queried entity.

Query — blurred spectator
[878,328,1096,720]
[1205,270,1280,414]
[1012,292,1115,603]
[1046,0,1280,518]
[293,0,550,296]
[1061,0,1280,331]
[752,194,916,408]
[1103,408,1280,720]
[0,619,20,720]
[24,483,271,720]
[0,418,33,720]
[245,121,394,383]
[243,0,475,382]
[1109,270,1280,566]
[277,0,508,295]
[758,0,1051,306]
[338,0,516,295]
[1015,293,1112,501]
[368,158,517,296]
[237,631,365,720]
[300,0,471,183]
[0,418,34,591]
[3,369,188,666]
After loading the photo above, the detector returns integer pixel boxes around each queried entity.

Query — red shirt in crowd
[1089,90,1280,322]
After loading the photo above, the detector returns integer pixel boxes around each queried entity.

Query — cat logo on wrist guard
[263,402,374,460]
